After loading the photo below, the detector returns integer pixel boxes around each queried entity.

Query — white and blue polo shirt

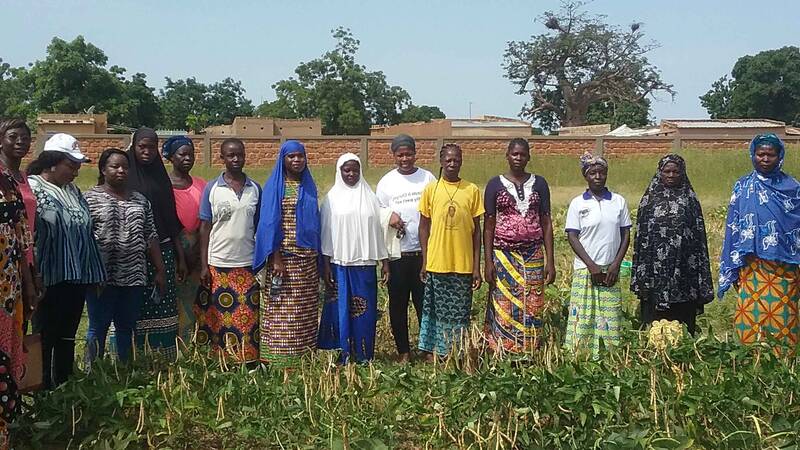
[565,189,632,270]
[199,173,262,268]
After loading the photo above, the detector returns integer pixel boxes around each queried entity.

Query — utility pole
[468,101,473,119]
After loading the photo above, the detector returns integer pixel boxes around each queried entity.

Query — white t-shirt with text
[376,168,436,253]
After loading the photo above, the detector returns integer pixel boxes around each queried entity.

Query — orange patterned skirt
[734,257,800,347]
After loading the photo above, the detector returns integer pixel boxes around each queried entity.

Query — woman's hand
[33,273,45,302]
[484,262,496,289]
[380,260,390,286]
[587,262,605,286]
[154,268,167,295]
[200,265,211,288]
[175,254,187,283]
[21,280,37,321]
[323,262,335,291]
[388,212,404,230]
[471,269,483,291]
[544,261,556,285]
[272,253,286,279]
[604,263,621,288]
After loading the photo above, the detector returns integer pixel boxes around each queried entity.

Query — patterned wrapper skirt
[0,350,19,450]
[735,257,800,348]
[260,253,319,365]
[484,247,545,353]
[176,232,200,344]
[195,266,260,363]
[135,241,178,360]
[318,264,378,363]
[418,272,473,356]
[564,267,622,358]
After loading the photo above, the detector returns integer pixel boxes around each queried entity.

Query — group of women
[0,116,798,445]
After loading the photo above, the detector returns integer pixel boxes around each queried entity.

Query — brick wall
[532,139,597,155]
[680,139,752,150]
[367,138,439,165]
[301,138,361,166]
[190,137,206,165]
[76,136,129,162]
[208,137,281,167]
[604,138,673,155]
[29,134,800,169]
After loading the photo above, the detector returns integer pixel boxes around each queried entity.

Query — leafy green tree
[0,58,34,120]
[255,97,298,119]
[399,104,446,123]
[158,77,208,131]
[19,36,160,128]
[159,77,254,132]
[260,27,411,134]
[585,97,651,128]
[700,46,800,126]
[109,72,161,128]
[503,1,673,130]
[206,78,254,125]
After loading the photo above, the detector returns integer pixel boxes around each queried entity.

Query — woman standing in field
[253,140,321,366]
[84,149,165,364]
[719,134,800,347]
[164,136,207,343]
[483,138,555,353]
[126,128,186,360]
[28,134,105,387]
[631,154,713,335]
[197,139,261,363]
[318,153,389,363]
[0,120,37,448]
[375,134,436,362]
[418,143,484,360]
[564,152,631,358]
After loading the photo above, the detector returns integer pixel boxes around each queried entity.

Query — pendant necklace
[442,179,461,217]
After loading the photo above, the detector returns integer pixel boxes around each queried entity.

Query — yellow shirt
[419,178,484,274]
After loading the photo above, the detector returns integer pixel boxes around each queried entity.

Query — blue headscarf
[253,140,320,271]
[161,136,194,159]
[718,134,800,298]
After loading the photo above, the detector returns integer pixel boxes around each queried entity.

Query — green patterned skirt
[135,241,179,360]
[564,267,622,358]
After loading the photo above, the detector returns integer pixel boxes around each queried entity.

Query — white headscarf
[321,153,389,265]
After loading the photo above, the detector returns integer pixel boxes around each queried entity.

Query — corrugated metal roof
[452,120,531,128]
[663,119,785,129]
[156,129,189,136]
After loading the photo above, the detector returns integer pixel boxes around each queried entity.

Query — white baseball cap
[43,133,91,163]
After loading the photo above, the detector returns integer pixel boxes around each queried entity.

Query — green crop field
[14,147,800,449]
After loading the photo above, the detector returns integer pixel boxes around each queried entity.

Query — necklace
[441,179,461,217]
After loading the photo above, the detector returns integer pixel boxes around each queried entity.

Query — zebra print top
[84,187,158,287]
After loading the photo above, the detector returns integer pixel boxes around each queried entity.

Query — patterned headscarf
[631,154,713,311]
[750,133,785,173]
[579,151,608,175]
[718,134,800,297]
[161,136,194,159]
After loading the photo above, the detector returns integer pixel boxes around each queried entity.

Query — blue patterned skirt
[318,264,378,363]
[418,273,473,356]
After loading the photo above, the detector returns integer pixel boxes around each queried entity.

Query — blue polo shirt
[199,173,261,268]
